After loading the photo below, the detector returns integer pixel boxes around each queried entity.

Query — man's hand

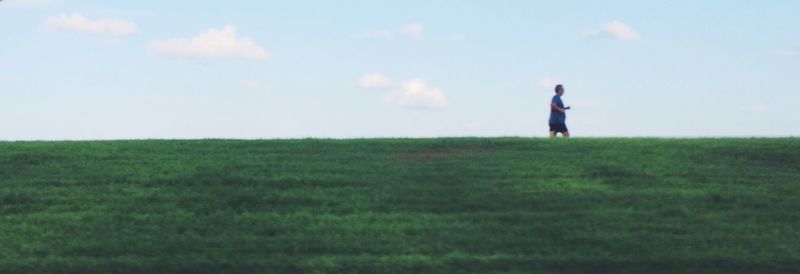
[565,106,571,110]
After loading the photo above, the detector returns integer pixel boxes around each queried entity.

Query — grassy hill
[1,138,799,273]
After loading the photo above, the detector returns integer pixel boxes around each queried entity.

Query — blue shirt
[549,95,566,124]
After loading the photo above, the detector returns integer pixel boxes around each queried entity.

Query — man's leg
[563,132,570,138]
[549,131,556,138]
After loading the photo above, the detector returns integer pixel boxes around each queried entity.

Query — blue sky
[1,0,798,140]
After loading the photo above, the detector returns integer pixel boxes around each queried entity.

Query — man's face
[557,87,565,96]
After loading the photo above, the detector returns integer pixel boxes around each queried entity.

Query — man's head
[555,84,565,96]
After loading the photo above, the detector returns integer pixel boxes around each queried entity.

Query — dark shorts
[549,123,568,133]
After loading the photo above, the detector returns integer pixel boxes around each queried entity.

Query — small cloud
[359,74,448,109]
[5,0,58,7]
[584,20,641,41]
[603,20,641,41]
[773,50,799,58]
[44,13,138,37]
[400,23,424,39]
[539,77,560,90]
[147,26,270,60]
[391,79,447,109]
[357,73,393,90]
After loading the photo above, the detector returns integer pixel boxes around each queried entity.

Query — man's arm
[550,102,568,113]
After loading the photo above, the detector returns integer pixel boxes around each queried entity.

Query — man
[549,84,571,138]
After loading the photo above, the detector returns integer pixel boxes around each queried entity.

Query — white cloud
[357,74,447,109]
[5,0,58,7]
[392,79,447,109]
[584,20,641,41]
[357,73,393,90]
[44,13,138,37]
[603,20,641,41]
[147,26,270,60]
[400,23,424,39]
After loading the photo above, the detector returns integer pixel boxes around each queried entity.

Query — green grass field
[1,138,799,273]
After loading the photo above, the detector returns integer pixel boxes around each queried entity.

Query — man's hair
[555,84,563,93]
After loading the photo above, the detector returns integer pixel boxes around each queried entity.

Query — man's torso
[549,95,566,124]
